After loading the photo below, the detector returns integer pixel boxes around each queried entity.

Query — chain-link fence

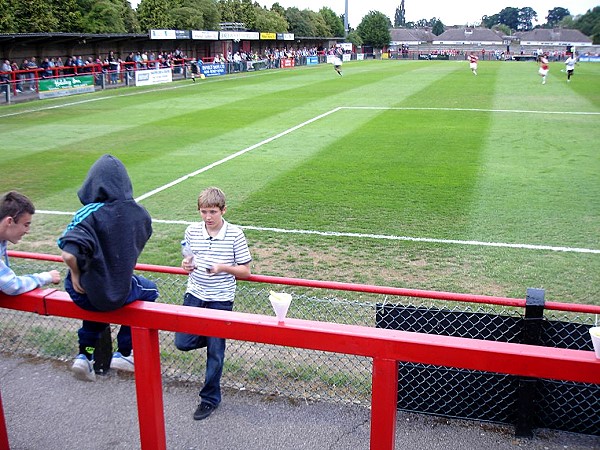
[1,258,598,436]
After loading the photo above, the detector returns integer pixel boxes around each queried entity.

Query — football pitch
[1,59,599,304]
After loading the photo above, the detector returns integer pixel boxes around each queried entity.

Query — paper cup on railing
[590,327,600,359]
[269,291,292,324]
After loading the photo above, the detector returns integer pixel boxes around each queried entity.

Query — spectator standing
[10,61,22,92]
[1,59,12,94]
[19,59,30,92]
[125,52,135,80]
[0,191,61,295]
[26,57,38,90]
[175,187,252,420]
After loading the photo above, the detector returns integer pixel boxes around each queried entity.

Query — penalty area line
[134,107,343,202]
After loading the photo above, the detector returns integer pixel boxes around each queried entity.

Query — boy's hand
[181,257,195,273]
[71,272,85,294]
[48,270,61,284]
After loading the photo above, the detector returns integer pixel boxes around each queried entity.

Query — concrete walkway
[1,353,598,450]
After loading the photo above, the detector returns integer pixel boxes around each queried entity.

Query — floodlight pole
[344,0,349,37]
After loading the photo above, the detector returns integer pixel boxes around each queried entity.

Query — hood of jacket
[78,154,133,205]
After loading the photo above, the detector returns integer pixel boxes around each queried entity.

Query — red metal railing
[1,251,599,450]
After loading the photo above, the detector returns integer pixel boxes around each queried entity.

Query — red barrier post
[0,390,10,450]
[131,327,166,450]
[370,358,398,450]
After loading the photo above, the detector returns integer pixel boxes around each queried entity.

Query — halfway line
[36,211,600,254]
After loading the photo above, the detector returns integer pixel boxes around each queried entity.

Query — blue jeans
[65,272,159,352]
[175,293,233,406]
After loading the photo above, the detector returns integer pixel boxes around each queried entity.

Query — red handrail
[10,250,600,314]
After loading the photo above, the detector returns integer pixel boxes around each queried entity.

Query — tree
[394,1,405,27]
[482,6,537,31]
[319,7,344,37]
[518,7,537,31]
[545,7,570,28]
[13,0,60,32]
[254,7,287,32]
[346,29,363,47]
[270,2,285,18]
[497,7,520,30]
[285,7,317,36]
[82,0,126,33]
[52,0,84,32]
[574,6,600,44]
[431,19,444,35]
[118,0,141,33]
[481,14,500,29]
[356,11,391,49]
[0,0,17,32]
[137,0,176,31]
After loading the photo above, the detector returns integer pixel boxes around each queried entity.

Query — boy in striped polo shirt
[175,187,252,420]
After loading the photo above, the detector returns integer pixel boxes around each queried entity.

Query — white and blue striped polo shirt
[184,219,251,302]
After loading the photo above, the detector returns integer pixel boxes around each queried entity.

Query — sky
[260,0,599,27]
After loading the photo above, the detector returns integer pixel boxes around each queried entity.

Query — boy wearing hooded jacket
[58,154,159,381]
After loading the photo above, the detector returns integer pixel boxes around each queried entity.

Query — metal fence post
[515,288,545,438]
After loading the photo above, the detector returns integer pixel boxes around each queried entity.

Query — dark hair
[0,191,35,223]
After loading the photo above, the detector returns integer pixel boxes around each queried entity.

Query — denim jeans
[65,272,159,352]
[175,293,233,406]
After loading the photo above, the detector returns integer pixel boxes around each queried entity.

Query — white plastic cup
[269,292,292,324]
[590,327,600,359]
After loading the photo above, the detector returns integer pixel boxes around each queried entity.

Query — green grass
[2,59,599,304]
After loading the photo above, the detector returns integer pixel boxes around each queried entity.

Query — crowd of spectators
[2,45,327,94]
[0,48,194,93]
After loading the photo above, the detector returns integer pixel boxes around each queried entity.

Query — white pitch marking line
[134,107,343,202]
[35,211,600,254]
[342,106,600,115]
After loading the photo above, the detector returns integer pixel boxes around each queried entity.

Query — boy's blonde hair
[198,187,226,210]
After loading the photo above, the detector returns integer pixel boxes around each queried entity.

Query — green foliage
[306,10,329,37]
[346,30,363,47]
[137,0,175,30]
[52,0,84,32]
[217,0,256,28]
[574,6,600,44]
[431,19,444,36]
[171,6,206,30]
[284,7,316,37]
[82,0,126,33]
[356,11,392,48]
[0,0,16,32]
[270,2,284,18]
[13,0,60,32]
[254,7,288,33]
[319,7,344,37]
[545,7,570,27]
[482,6,536,31]
[394,2,405,27]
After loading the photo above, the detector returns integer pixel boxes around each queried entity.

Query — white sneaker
[110,352,134,372]
[71,354,96,381]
